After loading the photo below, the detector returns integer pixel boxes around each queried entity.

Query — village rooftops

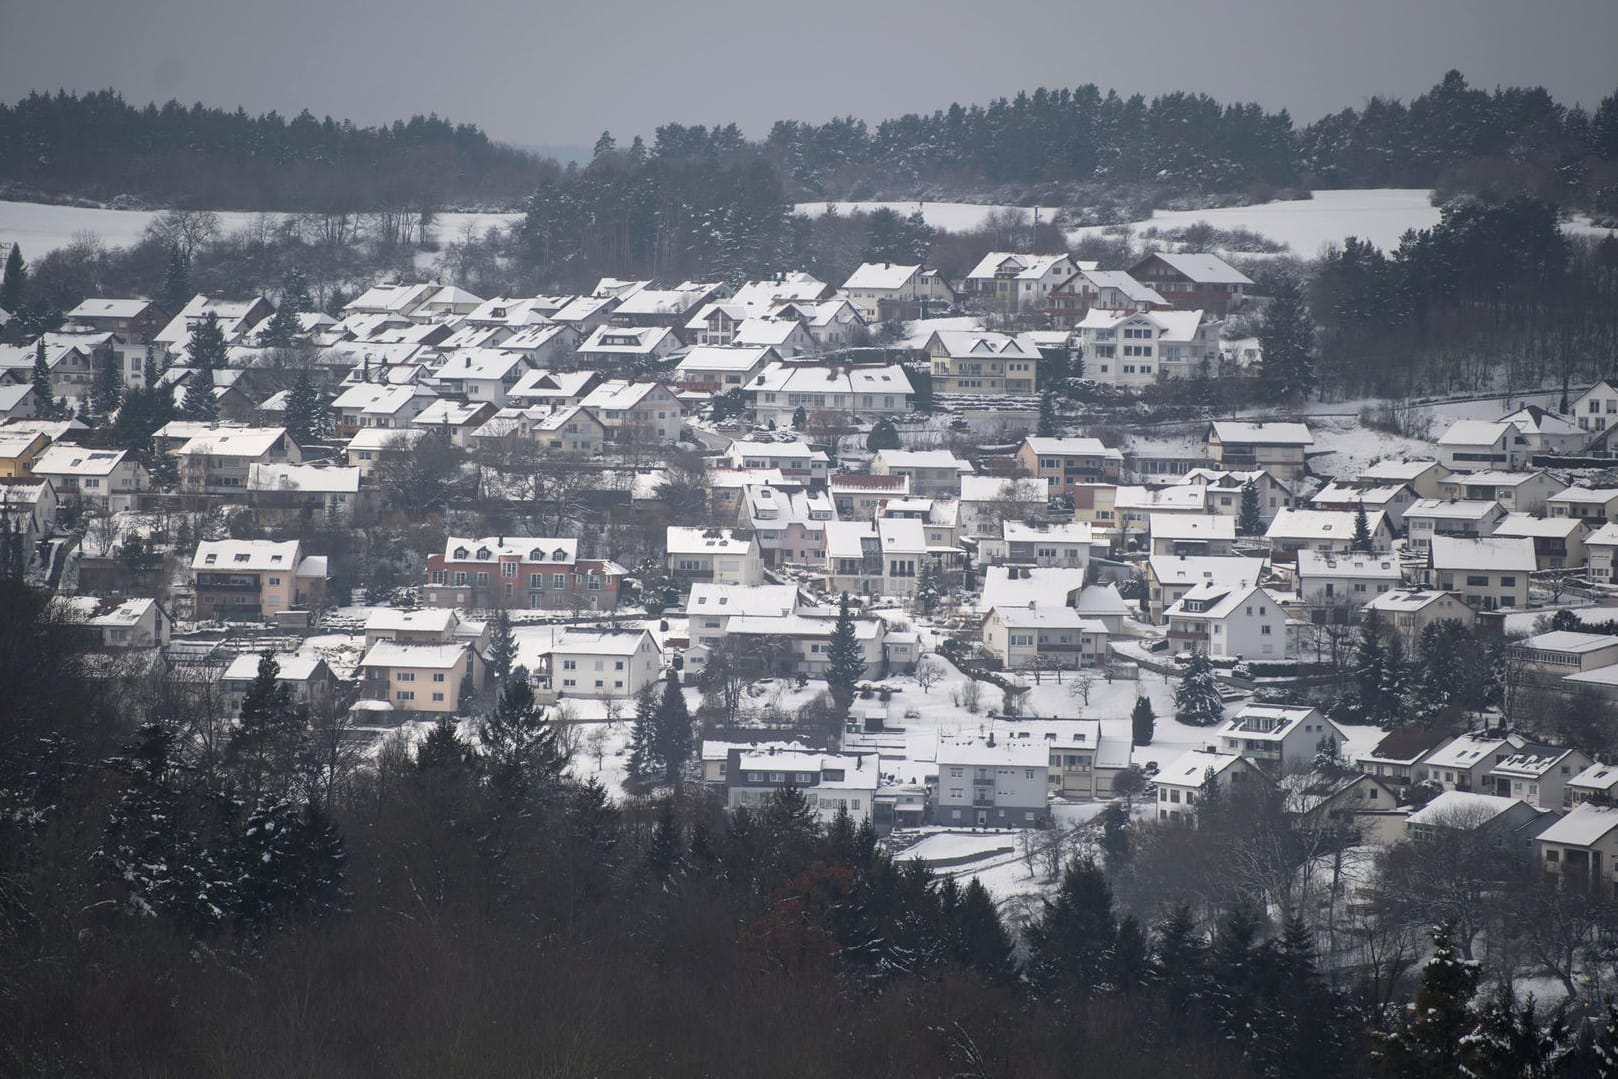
[685,583,799,617]
[549,629,654,657]
[1022,436,1123,460]
[1221,704,1321,741]
[1534,803,1618,846]
[1427,535,1536,572]
[358,641,466,669]
[843,263,921,290]
[191,539,301,572]
[1209,421,1313,446]
[1406,790,1523,828]
[222,651,328,683]
[365,608,460,635]
[442,536,578,564]
[1492,744,1582,780]
[667,527,756,555]
[1422,731,1526,772]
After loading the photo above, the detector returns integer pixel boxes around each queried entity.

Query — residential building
[577,380,683,444]
[1149,513,1235,557]
[1404,498,1507,551]
[1488,744,1591,810]
[1015,436,1124,496]
[344,427,425,479]
[870,449,973,496]
[727,440,831,485]
[745,362,913,428]
[1280,771,1404,844]
[220,652,338,715]
[924,330,1041,395]
[544,629,661,699]
[1154,751,1267,826]
[977,520,1094,570]
[1420,732,1528,793]
[424,536,627,611]
[1490,513,1589,570]
[963,252,1080,311]
[173,425,303,495]
[63,298,169,342]
[1127,252,1253,315]
[1570,763,1618,806]
[1500,405,1587,457]
[1406,790,1546,845]
[430,349,536,406]
[1048,267,1166,318]
[1588,523,1618,583]
[666,527,763,587]
[1435,470,1562,515]
[1424,535,1536,611]
[672,345,777,394]
[1206,421,1313,480]
[1573,380,1618,434]
[575,325,681,367]
[1216,704,1346,778]
[745,484,834,567]
[1512,631,1618,679]
[1363,588,1477,646]
[1536,804,1618,894]
[1188,468,1296,524]
[358,641,475,714]
[1266,507,1392,555]
[933,739,1050,828]
[839,263,955,322]
[1145,554,1264,624]
[683,583,802,653]
[330,383,437,437]
[1076,308,1220,387]
[62,596,174,650]
[190,539,325,620]
[1308,481,1419,532]
[0,429,49,478]
[245,463,364,523]
[1547,486,1618,526]
[1437,420,1527,472]
[727,751,879,824]
[1357,727,1456,786]
[1296,551,1403,608]
[957,475,1046,539]
[828,473,909,520]
[981,605,1108,671]
[821,517,925,597]
[30,445,146,509]
[1359,459,1450,499]
[1164,580,1287,659]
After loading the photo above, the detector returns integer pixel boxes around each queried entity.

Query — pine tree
[952,878,1017,986]
[914,557,940,615]
[1383,922,1481,1077]
[261,269,311,348]
[1356,613,1388,721]
[1238,480,1262,535]
[1152,904,1208,1013]
[625,681,663,790]
[1351,503,1374,552]
[29,340,56,419]
[1024,858,1119,1003]
[228,652,310,800]
[283,366,326,445]
[1037,390,1058,437]
[188,309,228,375]
[1258,275,1316,403]
[416,716,471,770]
[158,243,190,314]
[89,347,122,425]
[486,608,517,686]
[1174,651,1224,726]
[642,799,686,885]
[0,243,26,313]
[480,676,568,801]
[1129,696,1156,746]
[826,592,863,717]
[865,417,901,451]
[653,669,693,786]
[233,794,348,936]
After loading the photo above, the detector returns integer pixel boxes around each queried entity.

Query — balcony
[1168,628,1210,643]
[972,775,994,786]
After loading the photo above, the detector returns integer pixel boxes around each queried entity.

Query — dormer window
[453,547,469,559]
[553,548,567,561]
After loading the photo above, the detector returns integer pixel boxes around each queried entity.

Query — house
[1436,420,1527,472]
[957,475,1046,539]
[683,583,802,653]
[1490,513,1589,570]
[1511,631,1618,679]
[1570,763,1618,806]
[695,607,890,680]
[1360,459,1451,499]
[727,751,879,824]
[1547,486,1618,526]
[507,369,600,409]
[1488,744,1591,810]
[1207,422,1313,480]
[764,298,865,349]
[0,479,59,545]
[1308,481,1419,531]
[1535,804,1618,894]
[191,539,325,620]
[343,283,438,319]
[977,520,1094,570]
[363,607,479,648]
[1420,731,1528,793]
[1404,499,1507,551]
[1363,588,1477,646]
[1075,308,1221,388]
[1573,380,1618,434]
[728,440,831,485]
[430,349,536,406]
[0,429,49,478]
[994,722,1132,801]
[1357,727,1455,786]
[1149,513,1235,557]
[933,738,1050,828]
[746,484,835,567]
[963,252,1080,311]
[839,262,955,322]
[1424,535,1536,611]
[1068,483,1120,528]
[821,517,925,597]
[672,345,776,394]
[1296,551,1403,608]
[64,298,169,342]
[981,605,1108,671]
[358,641,476,714]
[1266,507,1392,555]
[154,294,275,356]
[1188,468,1297,524]
[412,399,500,448]
[1153,750,1267,826]
[544,629,661,700]
[0,384,40,421]
[172,425,303,494]
[870,449,973,497]
[924,330,1042,395]
[220,651,338,715]
[1114,485,1209,538]
[977,566,1088,613]
[330,383,437,437]
[1217,703,1347,778]
[745,362,913,428]
[731,318,819,358]
[578,380,683,444]
[1500,405,1587,457]
[1164,580,1287,659]
[1015,436,1124,496]
[63,596,174,649]
[245,463,364,523]
[666,527,763,588]
[1145,554,1264,624]
[30,445,146,509]
[1127,252,1253,315]
[828,473,910,520]
[1048,267,1166,318]
[413,285,485,322]
[1435,470,1562,515]
[344,427,425,479]
[496,324,580,367]
[425,536,627,611]
[1280,770,1404,844]
[1587,523,1618,583]
[1405,790,1546,845]
[576,325,681,367]
[482,404,606,457]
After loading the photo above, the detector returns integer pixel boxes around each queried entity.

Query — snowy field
[792,200,1059,232]
[0,199,520,257]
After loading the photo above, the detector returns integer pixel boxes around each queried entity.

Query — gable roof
[1135,252,1252,285]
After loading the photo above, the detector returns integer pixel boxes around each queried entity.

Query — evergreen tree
[1383,922,1481,1077]
[952,877,1017,986]
[826,592,863,717]
[1152,904,1208,1013]
[416,716,472,770]
[625,681,663,790]
[1099,802,1130,862]
[180,343,219,422]
[1205,904,1270,1058]
[642,799,686,885]
[1237,480,1262,536]
[652,669,693,786]
[1024,858,1119,1003]
[29,339,56,419]
[233,795,348,936]
[228,652,310,800]
[1174,651,1224,726]
[1258,275,1316,402]
[1356,612,1388,721]
[261,268,312,348]
[283,366,326,445]
[188,309,228,375]
[158,243,190,314]
[1037,390,1058,437]
[479,676,568,801]
[865,417,900,451]
[1351,503,1374,552]
[0,243,25,313]
[1130,696,1155,746]
[89,346,122,424]
[914,557,940,615]
[486,608,517,686]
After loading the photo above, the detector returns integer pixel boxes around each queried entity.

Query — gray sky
[2,0,1614,148]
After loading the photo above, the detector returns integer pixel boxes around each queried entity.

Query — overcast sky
[3,0,1615,149]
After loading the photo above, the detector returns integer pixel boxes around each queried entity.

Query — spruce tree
[416,716,471,770]
[480,676,568,801]
[953,877,1017,987]
[228,652,310,800]
[1351,503,1374,552]
[1384,922,1481,1077]
[158,243,190,314]
[1024,858,1119,1003]
[1237,480,1262,535]
[1356,613,1388,722]
[625,681,664,790]
[283,366,326,446]
[0,243,26,312]
[642,799,686,885]
[261,269,311,347]
[914,557,940,615]
[1037,390,1058,437]
[865,417,901,452]
[1174,651,1224,726]
[486,608,517,686]
[826,592,863,717]
[188,309,228,375]
[1130,696,1155,746]
[1258,275,1316,403]
[233,794,348,935]
[29,340,56,419]
[1152,904,1207,1013]
[653,669,693,786]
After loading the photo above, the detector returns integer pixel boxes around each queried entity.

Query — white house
[1296,551,1403,607]
[1164,580,1288,659]
[1490,513,1589,571]
[981,605,1108,671]
[1425,535,1536,611]
[870,449,974,497]
[1360,459,1451,499]
[1420,731,1527,793]
[666,527,764,588]
[1587,523,1618,583]
[745,362,913,427]
[963,251,1080,310]
[578,380,683,443]
[1435,470,1562,514]
[1207,421,1314,480]
[839,263,954,322]
[1149,513,1235,557]
[1363,589,1478,646]
[1437,420,1527,472]
[1573,380,1618,435]
[545,628,661,699]
[1154,751,1267,826]
[1216,704,1346,778]
[1488,743,1591,811]
[1404,499,1506,551]
[1266,507,1392,555]
[727,751,879,824]
[1547,486,1618,526]
[933,738,1050,828]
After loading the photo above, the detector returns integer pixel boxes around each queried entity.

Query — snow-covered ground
[0,199,519,258]
[792,200,1059,232]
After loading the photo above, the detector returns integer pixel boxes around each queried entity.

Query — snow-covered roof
[747,362,912,397]
[1492,513,1586,539]
[66,298,153,319]
[432,348,530,382]
[1139,252,1253,286]
[222,651,329,682]
[1267,507,1386,541]
[1003,520,1094,545]
[1406,498,1503,522]
[1148,554,1264,588]
[843,263,920,291]
[175,425,291,459]
[1437,419,1511,447]
[1021,436,1122,460]
[549,628,654,657]
[1210,421,1313,447]
[1493,743,1582,779]
[988,605,1106,632]
[246,463,360,494]
[1537,803,1618,847]
[1074,269,1165,305]
[1114,485,1208,513]
[192,539,301,572]
[667,527,756,555]
[936,738,1049,768]
[1570,763,1618,794]
[1363,588,1468,615]
[1406,790,1523,827]
[346,428,425,452]
[1587,523,1618,547]
[1548,486,1618,506]
[1149,514,1235,541]
[1156,750,1250,788]
[443,536,580,565]
[366,607,460,634]
[1516,631,1618,655]
[675,345,774,374]
[358,641,467,669]
[508,369,597,401]
[1361,459,1444,483]
[926,329,1040,359]
[978,566,1087,611]
[578,325,675,355]
[1296,551,1402,579]
[964,251,1070,281]
[1422,732,1525,771]
[31,445,133,477]
[1428,535,1535,572]
[685,583,799,617]
[874,449,974,471]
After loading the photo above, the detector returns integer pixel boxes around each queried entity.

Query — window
[552,573,567,589]
[396,672,415,682]
[501,562,516,578]
[432,673,445,683]
[396,690,415,701]
[431,692,444,702]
